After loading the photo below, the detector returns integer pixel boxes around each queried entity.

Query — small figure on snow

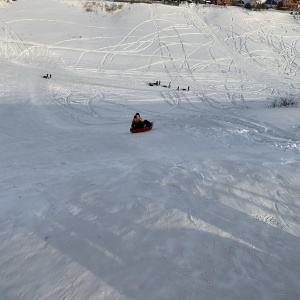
[162,82,171,88]
[131,113,152,129]
[181,86,190,91]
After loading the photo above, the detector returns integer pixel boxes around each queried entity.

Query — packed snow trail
[0,1,300,300]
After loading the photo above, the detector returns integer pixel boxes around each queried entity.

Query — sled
[130,123,153,133]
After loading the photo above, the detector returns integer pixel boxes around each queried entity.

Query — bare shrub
[269,96,298,108]
[105,3,123,12]
[82,1,124,13]
[83,2,95,12]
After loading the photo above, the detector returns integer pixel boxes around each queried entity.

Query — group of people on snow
[148,81,190,91]
[42,74,52,79]
[148,81,171,88]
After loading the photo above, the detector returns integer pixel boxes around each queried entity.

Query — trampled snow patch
[1,1,300,299]
[16,46,65,68]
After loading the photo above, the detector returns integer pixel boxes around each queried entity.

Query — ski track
[3,5,298,106]
[1,5,300,298]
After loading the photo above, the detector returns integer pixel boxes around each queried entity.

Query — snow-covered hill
[0,0,300,299]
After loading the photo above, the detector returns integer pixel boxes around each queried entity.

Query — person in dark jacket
[131,113,152,128]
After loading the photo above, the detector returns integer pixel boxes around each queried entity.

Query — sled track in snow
[0,20,28,60]
[4,6,299,126]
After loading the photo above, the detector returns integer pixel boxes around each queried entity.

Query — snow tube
[130,123,153,133]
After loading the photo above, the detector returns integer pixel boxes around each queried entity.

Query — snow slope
[0,0,300,299]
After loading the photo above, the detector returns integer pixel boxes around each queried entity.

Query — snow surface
[1,0,300,299]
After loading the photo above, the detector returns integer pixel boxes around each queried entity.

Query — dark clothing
[143,120,152,127]
[132,115,143,127]
[131,120,152,129]
[131,113,152,129]
[132,121,144,129]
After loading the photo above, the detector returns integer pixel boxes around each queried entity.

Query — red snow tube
[130,124,153,133]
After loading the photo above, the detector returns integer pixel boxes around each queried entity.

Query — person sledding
[131,113,152,129]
